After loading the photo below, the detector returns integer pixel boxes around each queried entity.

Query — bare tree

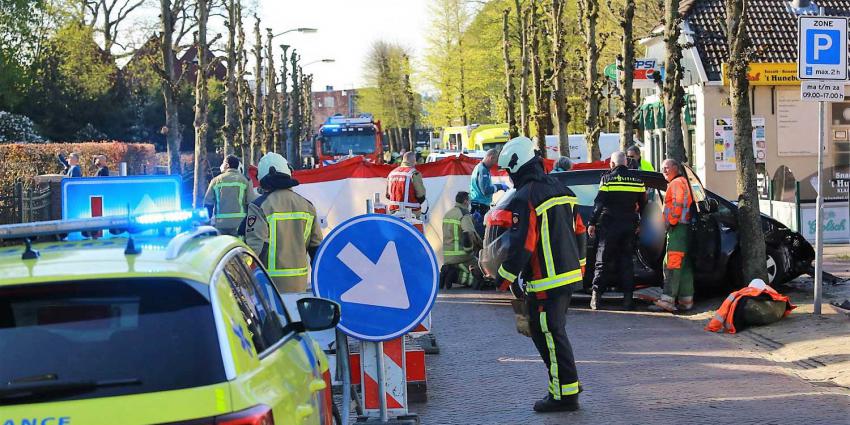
[549,0,569,158]
[726,0,766,282]
[663,0,687,162]
[617,0,637,150]
[84,0,149,56]
[192,0,213,208]
[301,72,313,146]
[235,9,250,162]
[529,2,547,152]
[290,54,302,167]
[579,0,603,161]
[404,54,417,152]
[221,0,239,157]
[249,15,262,164]
[502,9,519,139]
[156,0,184,175]
[515,0,530,136]
[263,28,278,155]
[278,46,290,157]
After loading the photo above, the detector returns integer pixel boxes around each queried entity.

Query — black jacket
[588,165,646,227]
[497,157,583,294]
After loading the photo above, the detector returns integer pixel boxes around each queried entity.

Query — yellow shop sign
[721,62,800,86]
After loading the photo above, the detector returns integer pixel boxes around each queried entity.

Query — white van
[544,133,621,162]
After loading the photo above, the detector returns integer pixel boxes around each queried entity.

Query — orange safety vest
[705,285,795,334]
[664,176,693,226]
[387,166,421,212]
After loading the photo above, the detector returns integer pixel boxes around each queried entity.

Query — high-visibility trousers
[662,224,694,306]
[527,287,580,400]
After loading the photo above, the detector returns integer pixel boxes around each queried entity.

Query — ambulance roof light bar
[0,209,209,241]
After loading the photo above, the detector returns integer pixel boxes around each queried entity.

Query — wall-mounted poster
[713,117,766,171]
[714,118,736,171]
[777,87,820,156]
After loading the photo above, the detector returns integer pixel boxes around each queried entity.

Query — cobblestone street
[408,290,850,424]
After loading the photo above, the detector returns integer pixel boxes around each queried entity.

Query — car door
[682,167,725,280]
[216,250,321,425]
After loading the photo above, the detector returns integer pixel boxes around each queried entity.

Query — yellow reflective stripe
[268,267,309,277]
[540,311,560,400]
[216,212,247,219]
[443,218,462,255]
[561,381,580,396]
[535,195,577,216]
[498,265,517,282]
[444,251,467,256]
[541,213,556,277]
[599,184,646,193]
[527,269,583,292]
[267,212,314,277]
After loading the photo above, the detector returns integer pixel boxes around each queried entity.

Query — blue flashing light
[323,124,341,129]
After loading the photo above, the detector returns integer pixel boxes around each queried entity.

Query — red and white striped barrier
[361,338,407,416]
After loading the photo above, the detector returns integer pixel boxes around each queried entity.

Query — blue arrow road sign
[312,214,439,342]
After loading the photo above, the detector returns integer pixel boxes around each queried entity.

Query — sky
[259,0,431,92]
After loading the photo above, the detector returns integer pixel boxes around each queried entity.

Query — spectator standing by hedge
[58,153,82,177]
[95,155,109,176]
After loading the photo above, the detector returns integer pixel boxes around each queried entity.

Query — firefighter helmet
[258,152,292,180]
[498,136,536,174]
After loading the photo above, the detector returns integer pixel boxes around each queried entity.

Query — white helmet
[498,136,535,174]
[258,152,292,180]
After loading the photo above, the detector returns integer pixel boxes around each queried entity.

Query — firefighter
[441,191,484,289]
[243,152,323,293]
[587,151,646,310]
[204,155,254,236]
[386,151,426,218]
[494,136,583,413]
[653,158,695,312]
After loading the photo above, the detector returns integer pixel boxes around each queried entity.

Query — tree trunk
[264,28,277,155]
[404,55,417,152]
[222,0,239,157]
[192,0,211,208]
[530,3,546,152]
[279,47,290,156]
[302,73,313,145]
[289,57,302,167]
[458,40,469,127]
[726,0,767,282]
[619,0,636,150]
[516,1,530,137]
[582,0,601,161]
[235,7,250,163]
[503,9,519,139]
[550,0,569,158]
[663,0,686,162]
[160,0,181,175]
[250,16,263,164]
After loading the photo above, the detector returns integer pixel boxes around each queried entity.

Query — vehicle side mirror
[296,297,341,331]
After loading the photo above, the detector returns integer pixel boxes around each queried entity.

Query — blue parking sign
[798,16,848,80]
[806,29,840,64]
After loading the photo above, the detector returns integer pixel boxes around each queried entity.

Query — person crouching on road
[587,151,646,310]
[386,151,426,218]
[205,155,254,236]
[441,191,484,289]
[495,136,583,413]
[243,152,323,293]
[469,149,508,216]
[653,159,695,312]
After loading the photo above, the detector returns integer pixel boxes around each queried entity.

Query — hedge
[0,141,158,199]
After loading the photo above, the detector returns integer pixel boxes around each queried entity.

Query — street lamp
[273,27,318,38]
[303,58,335,67]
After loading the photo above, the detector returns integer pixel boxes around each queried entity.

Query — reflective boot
[533,395,579,413]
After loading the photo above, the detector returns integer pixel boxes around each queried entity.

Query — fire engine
[314,113,384,166]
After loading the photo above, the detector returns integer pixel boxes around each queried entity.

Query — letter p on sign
[807,30,840,64]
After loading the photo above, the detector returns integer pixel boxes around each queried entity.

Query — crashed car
[545,165,815,294]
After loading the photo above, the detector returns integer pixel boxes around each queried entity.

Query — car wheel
[766,248,789,286]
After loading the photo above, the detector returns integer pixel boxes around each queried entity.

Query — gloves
[495,183,509,192]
